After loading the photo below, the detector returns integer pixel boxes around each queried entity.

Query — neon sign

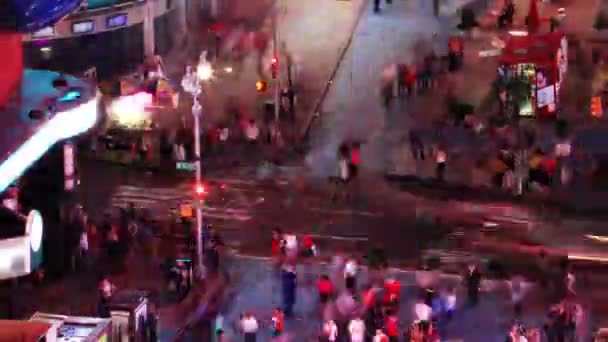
[0,98,98,192]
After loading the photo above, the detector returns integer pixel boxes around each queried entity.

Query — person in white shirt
[373,329,388,342]
[442,287,456,320]
[414,297,433,322]
[566,270,576,295]
[240,312,258,342]
[323,320,338,342]
[245,119,259,143]
[510,276,525,317]
[338,157,350,181]
[348,317,365,342]
[218,126,230,143]
[344,259,358,291]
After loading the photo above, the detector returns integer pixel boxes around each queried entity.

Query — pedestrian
[465,264,481,306]
[381,81,394,110]
[302,235,317,259]
[348,317,366,342]
[97,274,116,318]
[434,146,447,182]
[271,308,285,338]
[240,312,259,342]
[397,63,408,98]
[414,295,433,323]
[373,329,389,342]
[344,258,358,292]
[442,286,456,320]
[323,319,338,342]
[447,35,464,72]
[87,222,101,267]
[409,131,425,160]
[218,124,230,146]
[78,225,89,272]
[511,275,525,318]
[565,267,576,296]
[281,265,297,317]
[384,313,399,342]
[333,144,351,202]
[373,0,381,13]
[271,228,285,259]
[317,274,334,306]
[383,278,401,310]
[349,142,361,180]
[245,119,260,144]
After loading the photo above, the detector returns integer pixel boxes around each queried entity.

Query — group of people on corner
[380,35,464,111]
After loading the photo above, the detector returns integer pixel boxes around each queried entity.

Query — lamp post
[181,52,213,275]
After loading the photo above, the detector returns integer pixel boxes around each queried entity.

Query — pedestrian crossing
[105,178,259,224]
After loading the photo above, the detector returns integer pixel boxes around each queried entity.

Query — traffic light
[256,80,267,92]
[194,184,207,202]
[271,56,278,79]
[195,184,206,195]
[591,96,603,118]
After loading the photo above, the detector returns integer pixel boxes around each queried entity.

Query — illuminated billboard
[0,69,98,193]
[0,210,44,280]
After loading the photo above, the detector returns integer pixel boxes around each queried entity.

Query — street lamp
[181,51,213,276]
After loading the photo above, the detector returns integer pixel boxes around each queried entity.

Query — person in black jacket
[465,264,481,306]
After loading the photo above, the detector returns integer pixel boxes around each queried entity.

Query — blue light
[0,98,98,192]
[58,90,81,102]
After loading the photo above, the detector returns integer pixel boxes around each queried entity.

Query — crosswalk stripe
[306,233,368,242]
[309,207,383,217]
[117,185,189,197]
[107,182,254,223]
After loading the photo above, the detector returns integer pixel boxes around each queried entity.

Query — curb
[299,0,369,141]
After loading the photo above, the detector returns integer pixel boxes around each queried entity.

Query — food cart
[498,31,568,118]
[107,289,149,342]
[30,312,111,342]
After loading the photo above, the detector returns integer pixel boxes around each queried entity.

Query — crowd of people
[190,229,591,342]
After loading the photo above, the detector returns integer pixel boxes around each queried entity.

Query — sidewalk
[306,0,487,178]
[158,255,555,342]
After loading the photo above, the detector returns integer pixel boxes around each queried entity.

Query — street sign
[176,161,196,171]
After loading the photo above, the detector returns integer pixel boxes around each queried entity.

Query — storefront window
[24,23,144,80]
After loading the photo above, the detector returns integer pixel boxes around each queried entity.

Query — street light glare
[197,63,213,81]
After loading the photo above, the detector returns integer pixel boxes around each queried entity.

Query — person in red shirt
[384,278,401,310]
[302,235,316,258]
[384,314,399,342]
[317,274,333,304]
[271,228,284,257]
[271,307,284,337]
[362,285,377,311]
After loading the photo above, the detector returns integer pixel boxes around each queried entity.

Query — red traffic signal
[195,184,207,196]
[271,56,278,79]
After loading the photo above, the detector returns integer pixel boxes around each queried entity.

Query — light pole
[181,52,213,275]
[272,0,281,126]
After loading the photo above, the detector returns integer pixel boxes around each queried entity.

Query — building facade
[22,0,190,81]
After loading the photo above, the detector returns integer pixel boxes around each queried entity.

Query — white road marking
[309,207,383,217]
[305,233,368,242]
